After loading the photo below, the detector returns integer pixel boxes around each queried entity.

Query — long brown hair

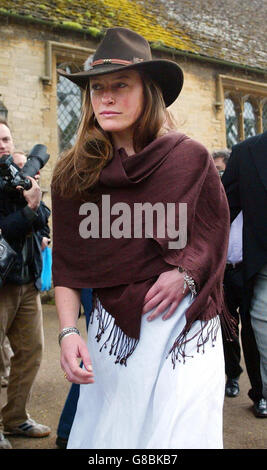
[52,71,176,198]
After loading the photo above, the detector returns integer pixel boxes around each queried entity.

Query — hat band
[91,58,144,68]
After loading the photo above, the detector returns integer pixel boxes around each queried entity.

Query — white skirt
[67,294,225,449]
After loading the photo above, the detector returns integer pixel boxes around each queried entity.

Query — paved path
[1,304,266,450]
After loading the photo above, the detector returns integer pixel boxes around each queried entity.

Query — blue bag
[41,246,52,291]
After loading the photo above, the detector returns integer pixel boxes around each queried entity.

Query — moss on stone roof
[0,0,200,53]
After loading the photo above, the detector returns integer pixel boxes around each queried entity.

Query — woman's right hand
[60,333,94,384]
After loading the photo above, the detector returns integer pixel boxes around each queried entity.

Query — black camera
[0,144,50,192]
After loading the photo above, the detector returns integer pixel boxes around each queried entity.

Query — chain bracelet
[183,273,197,299]
[177,266,197,299]
[58,327,80,346]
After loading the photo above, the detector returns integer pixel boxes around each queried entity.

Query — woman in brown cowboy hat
[52,27,231,449]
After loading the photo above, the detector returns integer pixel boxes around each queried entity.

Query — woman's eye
[91,82,127,91]
[111,82,127,90]
[116,82,127,88]
[91,83,102,90]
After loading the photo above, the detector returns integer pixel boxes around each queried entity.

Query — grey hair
[211,149,231,165]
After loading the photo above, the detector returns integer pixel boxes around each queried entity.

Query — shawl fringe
[91,291,237,367]
[91,296,139,366]
[168,316,221,368]
[169,292,237,368]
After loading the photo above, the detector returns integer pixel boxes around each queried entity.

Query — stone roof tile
[0,0,266,70]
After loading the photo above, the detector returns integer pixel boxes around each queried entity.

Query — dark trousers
[223,264,263,402]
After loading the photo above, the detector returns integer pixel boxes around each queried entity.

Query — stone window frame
[41,40,94,85]
[41,40,95,150]
[215,74,267,144]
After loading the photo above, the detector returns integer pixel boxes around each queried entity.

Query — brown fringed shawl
[52,132,232,366]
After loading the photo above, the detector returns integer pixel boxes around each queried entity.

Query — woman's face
[90,70,144,140]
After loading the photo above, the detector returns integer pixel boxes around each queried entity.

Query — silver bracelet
[183,273,197,299]
[177,267,197,299]
[58,327,80,346]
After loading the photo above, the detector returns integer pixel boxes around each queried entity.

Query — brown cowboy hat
[57,27,184,107]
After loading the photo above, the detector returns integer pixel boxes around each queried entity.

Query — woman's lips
[100,111,121,116]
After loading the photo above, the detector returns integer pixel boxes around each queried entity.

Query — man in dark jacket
[0,121,51,449]
[222,131,267,418]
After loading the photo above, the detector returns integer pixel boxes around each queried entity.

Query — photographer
[0,120,51,449]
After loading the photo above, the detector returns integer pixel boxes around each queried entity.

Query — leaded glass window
[262,102,267,132]
[244,101,256,139]
[224,98,238,148]
[57,66,82,152]
[221,74,267,146]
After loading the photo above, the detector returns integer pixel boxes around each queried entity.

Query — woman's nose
[101,91,115,104]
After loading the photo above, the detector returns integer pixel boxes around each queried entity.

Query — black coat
[222,131,267,312]
[0,188,50,289]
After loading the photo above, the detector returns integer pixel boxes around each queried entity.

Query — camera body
[0,144,50,192]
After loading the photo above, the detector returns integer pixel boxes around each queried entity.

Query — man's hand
[22,176,41,211]
[41,236,51,251]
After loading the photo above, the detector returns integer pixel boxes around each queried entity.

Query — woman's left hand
[142,268,188,321]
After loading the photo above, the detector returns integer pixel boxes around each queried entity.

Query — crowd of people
[0,27,266,450]
[0,120,51,449]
